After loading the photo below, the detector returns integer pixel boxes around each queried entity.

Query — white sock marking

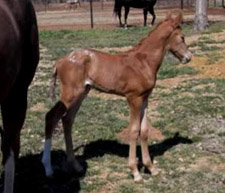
[4,150,15,193]
[41,139,53,176]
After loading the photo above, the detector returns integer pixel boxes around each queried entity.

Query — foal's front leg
[127,97,143,182]
[140,99,159,176]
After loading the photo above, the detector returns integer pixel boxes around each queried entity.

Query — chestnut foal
[42,13,191,182]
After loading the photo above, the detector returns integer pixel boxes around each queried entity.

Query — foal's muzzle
[182,51,192,64]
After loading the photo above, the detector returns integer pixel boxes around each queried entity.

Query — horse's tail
[49,63,57,101]
[113,0,120,17]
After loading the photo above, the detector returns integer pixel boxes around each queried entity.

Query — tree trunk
[194,0,209,32]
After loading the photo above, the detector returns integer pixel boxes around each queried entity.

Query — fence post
[90,0,94,28]
[181,0,184,9]
[101,0,104,10]
[45,0,48,12]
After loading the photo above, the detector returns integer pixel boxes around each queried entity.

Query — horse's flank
[56,20,174,99]
[0,1,20,38]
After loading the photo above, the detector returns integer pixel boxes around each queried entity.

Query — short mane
[123,21,165,54]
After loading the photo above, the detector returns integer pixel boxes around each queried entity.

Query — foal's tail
[113,0,120,17]
[49,64,57,101]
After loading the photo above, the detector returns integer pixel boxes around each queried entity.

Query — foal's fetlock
[41,159,54,177]
[150,166,160,176]
[128,161,143,182]
[143,161,159,176]
[146,164,159,176]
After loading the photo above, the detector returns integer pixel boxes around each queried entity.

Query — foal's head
[165,13,192,64]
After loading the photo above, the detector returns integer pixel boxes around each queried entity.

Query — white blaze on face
[4,149,15,193]
[41,139,53,176]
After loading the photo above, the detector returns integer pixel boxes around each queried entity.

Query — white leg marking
[41,139,53,176]
[4,149,15,193]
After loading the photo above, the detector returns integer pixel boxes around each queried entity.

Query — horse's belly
[130,3,147,8]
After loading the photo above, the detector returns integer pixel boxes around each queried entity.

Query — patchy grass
[39,21,225,60]
[39,27,150,60]
[158,54,198,79]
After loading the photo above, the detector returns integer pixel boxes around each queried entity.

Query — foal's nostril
[182,56,191,64]
[186,57,191,63]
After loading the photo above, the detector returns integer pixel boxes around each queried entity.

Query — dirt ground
[35,2,225,30]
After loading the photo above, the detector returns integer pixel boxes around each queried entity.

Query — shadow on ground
[0,133,192,193]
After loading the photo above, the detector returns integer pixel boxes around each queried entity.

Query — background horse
[0,0,39,192]
[65,0,81,10]
[114,0,157,27]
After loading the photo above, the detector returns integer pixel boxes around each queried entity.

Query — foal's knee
[140,129,148,141]
[129,128,140,141]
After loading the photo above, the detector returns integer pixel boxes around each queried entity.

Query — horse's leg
[1,88,28,193]
[127,96,143,182]
[149,7,156,26]
[140,98,159,176]
[124,6,130,28]
[118,7,123,27]
[62,86,90,173]
[143,9,148,26]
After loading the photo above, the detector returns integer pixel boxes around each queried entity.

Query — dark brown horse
[0,0,39,192]
[42,13,191,182]
[114,0,157,27]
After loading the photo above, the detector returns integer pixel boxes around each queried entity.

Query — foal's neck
[135,24,173,73]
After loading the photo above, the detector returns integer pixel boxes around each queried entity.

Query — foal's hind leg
[41,85,89,176]
[62,87,90,173]
[41,101,67,176]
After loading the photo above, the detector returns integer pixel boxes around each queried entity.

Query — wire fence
[32,0,225,12]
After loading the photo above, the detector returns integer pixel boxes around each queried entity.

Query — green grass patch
[158,54,198,79]
[39,27,150,60]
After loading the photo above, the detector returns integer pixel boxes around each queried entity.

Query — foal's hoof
[134,174,143,183]
[45,168,54,177]
[150,166,160,176]
[41,160,54,177]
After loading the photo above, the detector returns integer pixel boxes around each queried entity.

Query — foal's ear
[172,12,183,28]
[165,12,172,21]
